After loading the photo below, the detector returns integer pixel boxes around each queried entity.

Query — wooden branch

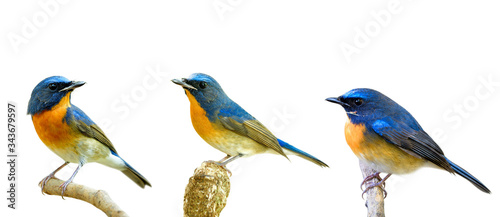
[184,161,231,217]
[359,160,385,217]
[39,177,128,217]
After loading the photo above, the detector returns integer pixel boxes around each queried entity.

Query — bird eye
[199,81,207,89]
[354,98,363,106]
[48,83,57,91]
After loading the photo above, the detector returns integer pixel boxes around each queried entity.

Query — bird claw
[204,160,232,176]
[360,172,383,190]
[39,162,70,196]
[360,173,390,199]
[361,181,387,199]
[39,174,55,195]
[39,173,71,199]
[58,181,72,199]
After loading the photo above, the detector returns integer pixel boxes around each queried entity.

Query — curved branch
[39,177,128,217]
[184,161,231,217]
[359,160,385,217]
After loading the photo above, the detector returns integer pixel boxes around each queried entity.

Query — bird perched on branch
[28,76,151,197]
[326,88,490,196]
[172,73,328,167]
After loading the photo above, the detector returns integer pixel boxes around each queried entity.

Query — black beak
[60,81,85,92]
[171,78,197,90]
[326,97,350,107]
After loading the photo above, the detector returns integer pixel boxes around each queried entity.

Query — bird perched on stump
[172,73,328,168]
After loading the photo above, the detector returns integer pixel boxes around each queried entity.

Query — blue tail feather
[111,150,151,188]
[446,158,490,193]
[278,139,328,167]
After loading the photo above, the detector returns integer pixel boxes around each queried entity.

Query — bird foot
[39,162,70,196]
[204,160,232,176]
[362,181,387,199]
[360,172,384,190]
[58,181,72,199]
[39,174,55,195]
[38,174,72,199]
[361,173,391,199]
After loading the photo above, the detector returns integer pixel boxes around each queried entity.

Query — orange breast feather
[344,120,366,156]
[32,93,77,151]
[344,119,427,174]
[185,91,219,140]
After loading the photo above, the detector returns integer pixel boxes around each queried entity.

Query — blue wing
[217,102,288,158]
[64,105,118,153]
[370,117,451,172]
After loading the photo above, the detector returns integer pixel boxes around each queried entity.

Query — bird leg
[361,173,392,199]
[217,154,242,166]
[217,155,232,164]
[59,163,83,199]
[205,154,243,176]
[39,162,69,195]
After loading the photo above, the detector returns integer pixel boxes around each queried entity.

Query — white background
[1,1,499,216]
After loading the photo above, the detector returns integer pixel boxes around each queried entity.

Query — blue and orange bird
[326,88,490,196]
[172,73,328,167]
[28,76,151,197]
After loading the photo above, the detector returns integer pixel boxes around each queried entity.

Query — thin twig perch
[184,161,231,217]
[39,177,128,217]
[359,160,385,217]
